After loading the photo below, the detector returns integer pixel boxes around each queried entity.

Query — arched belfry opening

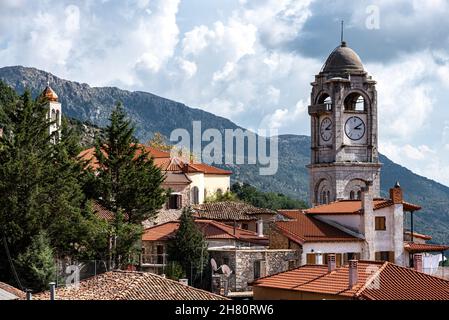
[317,93,332,111]
[344,92,365,111]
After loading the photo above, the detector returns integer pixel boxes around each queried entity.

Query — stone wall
[209,249,300,292]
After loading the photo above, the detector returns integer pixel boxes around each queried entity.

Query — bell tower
[40,83,62,143]
[307,41,381,206]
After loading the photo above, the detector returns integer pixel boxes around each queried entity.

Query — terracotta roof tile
[404,231,432,241]
[404,242,449,253]
[142,219,268,245]
[253,261,449,300]
[0,282,25,300]
[78,146,232,175]
[276,210,361,244]
[193,202,276,221]
[304,198,421,215]
[92,201,129,222]
[33,271,227,300]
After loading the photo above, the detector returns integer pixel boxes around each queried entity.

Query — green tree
[231,182,308,210]
[167,207,208,286]
[0,82,105,289]
[15,231,56,292]
[93,103,167,267]
[205,189,238,203]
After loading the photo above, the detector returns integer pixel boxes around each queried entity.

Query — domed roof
[40,85,58,102]
[321,41,364,74]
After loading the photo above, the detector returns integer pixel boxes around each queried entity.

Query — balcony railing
[141,253,168,266]
[308,103,332,115]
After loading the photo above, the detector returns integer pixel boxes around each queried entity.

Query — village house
[32,270,227,300]
[251,254,449,300]
[269,183,449,272]
[193,201,277,233]
[141,219,298,295]
[78,145,232,226]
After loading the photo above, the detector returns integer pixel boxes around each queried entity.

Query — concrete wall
[203,174,231,199]
[302,242,363,265]
[187,172,205,204]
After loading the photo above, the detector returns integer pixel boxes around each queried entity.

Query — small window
[167,194,182,209]
[191,186,199,205]
[306,253,316,265]
[288,260,296,270]
[242,223,249,230]
[375,216,386,231]
[376,251,394,262]
[254,260,263,279]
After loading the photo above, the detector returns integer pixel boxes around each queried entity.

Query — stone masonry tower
[307,41,381,206]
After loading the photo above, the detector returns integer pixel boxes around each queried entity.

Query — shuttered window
[375,251,394,262]
[306,253,316,264]
[167,194,182,209]
[375,216,386,230]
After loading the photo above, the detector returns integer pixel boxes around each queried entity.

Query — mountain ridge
[1,65,448,246]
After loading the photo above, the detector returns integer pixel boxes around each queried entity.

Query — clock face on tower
[320,117,333,142]
[345,116,366,141]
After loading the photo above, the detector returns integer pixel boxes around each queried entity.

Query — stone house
[141,219,298,294]
[193,201,277,233]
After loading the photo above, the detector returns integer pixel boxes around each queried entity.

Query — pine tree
[0,83,107,289]
[167,207,209,286]
[15,231,56,292]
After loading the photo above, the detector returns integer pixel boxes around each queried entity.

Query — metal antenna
[341,20,344,44]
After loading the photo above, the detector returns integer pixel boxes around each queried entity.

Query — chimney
[361,183,373,212]
[389,181,403,204]
[348,260,358,288]
[179,278,189,286]
[327,254,336,272]
[26,289,32,301]
[49,282,56,301]
[413,254,423,273]
[256,219,264,237]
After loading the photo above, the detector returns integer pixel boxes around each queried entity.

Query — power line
[2,232,24,291]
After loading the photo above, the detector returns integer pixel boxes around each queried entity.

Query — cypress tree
[167,207,209,286]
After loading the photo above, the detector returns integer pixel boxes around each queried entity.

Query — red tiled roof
[252,261,449,300]
[404,231,432,241]
[40,86,58,102]
[142,221,179,241]
[276,210,361,244]
[304,198,421,215]
[187,163,233,175]
[78,146,231,175]
[92,201,129,222]
[360,263,449,300]
[142,219,268,245]
[404,242,449,253]
[33,271,227,300]
[0,282,25,300]
[193,201,276,221]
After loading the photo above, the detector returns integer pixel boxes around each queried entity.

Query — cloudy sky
[1,0,449,186]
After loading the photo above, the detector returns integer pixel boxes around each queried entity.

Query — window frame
[375,216,386,231]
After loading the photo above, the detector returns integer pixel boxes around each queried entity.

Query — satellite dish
[221,264,232,277]
[210,258,218,272]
